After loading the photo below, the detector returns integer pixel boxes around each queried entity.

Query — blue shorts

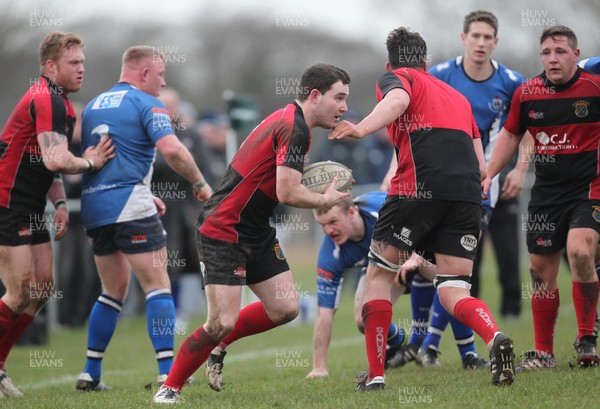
[87,214,167,256]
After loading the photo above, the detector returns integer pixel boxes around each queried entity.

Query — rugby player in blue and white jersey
[75,46,212,391]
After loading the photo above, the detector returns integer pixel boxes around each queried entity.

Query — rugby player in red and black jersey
[330,27,515,388]
[0,32,113,397]
[484,25,600,370]
[153,63,351,404]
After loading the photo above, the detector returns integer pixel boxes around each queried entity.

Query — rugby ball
[301,161,353,193]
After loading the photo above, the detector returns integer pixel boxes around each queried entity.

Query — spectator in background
[195,109,230,187]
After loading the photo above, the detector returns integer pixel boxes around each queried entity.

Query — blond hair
[39,32,84,68]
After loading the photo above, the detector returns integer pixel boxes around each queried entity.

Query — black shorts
[0,206,50,246]
[196,230,290,286]
[526,200,600,254]
[372,196,481,261]
[87,214,167,256]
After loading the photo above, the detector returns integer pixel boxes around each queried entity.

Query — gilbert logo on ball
[301,161,353,193]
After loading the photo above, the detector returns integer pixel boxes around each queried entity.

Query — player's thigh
[30,241,54,283]
[125,248,171,292]
[205,283,242,329]
[249,270,299,320]
[0,244,35,292]
[94,251,132,298]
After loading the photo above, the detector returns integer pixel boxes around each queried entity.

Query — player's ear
[385,62,391,72]
[309,88,322,104]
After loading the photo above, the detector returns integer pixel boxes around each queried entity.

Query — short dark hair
[386,27,427,70]
[296,63,350,101]
[540,25,577,50]
[463,10,498,37]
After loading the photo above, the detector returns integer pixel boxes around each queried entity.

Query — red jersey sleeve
[471,115,481,139]
[274,106,311,173]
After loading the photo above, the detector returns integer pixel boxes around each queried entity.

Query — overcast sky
[7,0,598,54]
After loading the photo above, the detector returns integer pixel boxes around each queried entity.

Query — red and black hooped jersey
[376,68,482,204]
[199,103,311,244]
[504,68,600,206]
[0,76,75,213]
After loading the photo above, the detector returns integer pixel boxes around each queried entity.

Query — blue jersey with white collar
[81,83,174,229]
[579,57,600,74]
[316,191,385,308]
[429,57,524,160]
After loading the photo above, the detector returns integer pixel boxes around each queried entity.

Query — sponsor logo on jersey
[573,100,589,118]
[274,243,285,260]
[92,90,128,110]
[233,266,246,278]
[528,110,544,119]
[393,227,414,247]
[592,206,600,223]
[376,326,385,363]
[18,226,32,237]
[460,234,478,251]
[131,234,147,244]
[536,237,552,247]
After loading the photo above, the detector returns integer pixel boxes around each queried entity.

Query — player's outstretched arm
[305,307,336,379]
[276,166,350,209]
[37,132,115,174]
[156,134,213,202]
[329,88,408,141]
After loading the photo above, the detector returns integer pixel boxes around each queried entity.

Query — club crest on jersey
[274,243,285,260]
[573,100,589,118]
[592,206,600,223]
[233,266,246,278]
[488,96,503,113]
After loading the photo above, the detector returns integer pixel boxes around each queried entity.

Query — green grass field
[4,240,600,408]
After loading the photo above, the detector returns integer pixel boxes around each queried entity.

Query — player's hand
[328,120,362,140]
[481,176,492,200]
[500,168,526,200]
[83,135,116,170]
[53,206,69,240]
[305,368,329,379]
[394,255,420,288]
[322,175,351,207]
[153,195,167,216]
[193,183,213,203]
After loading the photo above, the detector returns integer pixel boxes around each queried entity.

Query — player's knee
[271,299,299,325]
[355,319,364,334]
[205,316,236,340]
[568,248,596,280]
